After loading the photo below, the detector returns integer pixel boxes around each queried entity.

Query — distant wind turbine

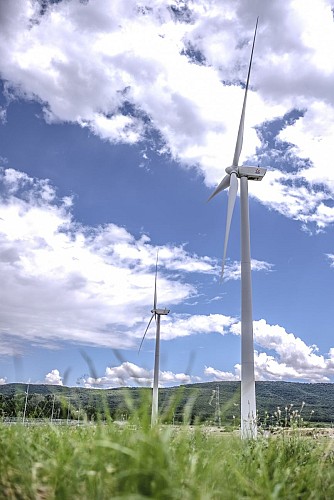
[208,18,266,439]
[139,252,170,426]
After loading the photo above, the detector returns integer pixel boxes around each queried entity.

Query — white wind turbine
[139,252,170,426]
[208,18,266,438]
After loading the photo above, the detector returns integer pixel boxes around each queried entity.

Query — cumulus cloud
[139,314,334,383]
[0,163,331,381]
[228,319,334,382]
[0,377,7,385]
[199,317,334,383]
[0,167,278,353]
[44,369,63,386]
[1,0,334,230]
[326,254,334,267]
[159,313,236,341]
[0,1,333,385]
[78,361,198,388]
[0,107,6,124]
[138,314,334,383]
[71,313,334,386]
[204,366,239,381]
[223,259,274,281]
[0,167,224,352]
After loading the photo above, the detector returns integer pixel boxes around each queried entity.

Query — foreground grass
[1,422,334,499]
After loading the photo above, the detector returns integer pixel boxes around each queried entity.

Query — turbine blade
[207,174,230,202]
[232,17,259,167]
[138,313,155,354]
[153,251,159,310]
[222,172,238,276]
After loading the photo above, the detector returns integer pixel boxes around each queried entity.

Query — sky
[0,0,334,389]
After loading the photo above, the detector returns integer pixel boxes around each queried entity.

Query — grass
[1,420,334,499]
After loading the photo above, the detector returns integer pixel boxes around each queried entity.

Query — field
[1,421,334,499]
[1,383,334,498]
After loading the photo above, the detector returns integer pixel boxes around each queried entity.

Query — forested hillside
[0,381,333,424]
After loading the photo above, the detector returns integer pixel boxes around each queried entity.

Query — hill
[0,381,333,424]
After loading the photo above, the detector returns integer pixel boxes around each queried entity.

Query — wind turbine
[208,18,266,439]
[139,252,170,426]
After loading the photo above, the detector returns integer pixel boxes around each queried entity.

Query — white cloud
[157,313,237,341]
[229,319,334,382]
[0,1,333,384]
[89,113,144,144]
[253,320,328,372]
[0,167,222,352]
[44,369,63,386]
[106,239,218,276]
[204,366,239,381]
[0,163,331,381]
[199,316,334,383]
[0,165,277,356]
[253,351,330,383]
[326,254,334,267]
[0,107,6,124]
[0,377,7,385]
[1,0,334,230]
[141,313,334,382]
[223,259,274,281]
[78,361,198,388]
[249,169,332,230]
[0,169,275,355]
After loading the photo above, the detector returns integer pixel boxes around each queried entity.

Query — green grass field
[1,420,334,499]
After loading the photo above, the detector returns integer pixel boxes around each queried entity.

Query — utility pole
[50,394,56,423]
[23,381,30,424]
[215,385,221,427]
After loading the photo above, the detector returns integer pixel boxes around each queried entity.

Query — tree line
[0,381,333,425]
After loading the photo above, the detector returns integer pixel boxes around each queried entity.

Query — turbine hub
[225,166,238,175]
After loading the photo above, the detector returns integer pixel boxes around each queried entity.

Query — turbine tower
[208,18,266,438]
[139,252,170,426]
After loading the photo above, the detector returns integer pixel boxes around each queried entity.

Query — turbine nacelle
[225,165,267,181]
[152,308,170,315]
[238,165,267,181]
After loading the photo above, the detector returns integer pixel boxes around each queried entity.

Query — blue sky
[0,0,334,388]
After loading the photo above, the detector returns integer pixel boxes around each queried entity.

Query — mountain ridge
[0,381,333,423]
